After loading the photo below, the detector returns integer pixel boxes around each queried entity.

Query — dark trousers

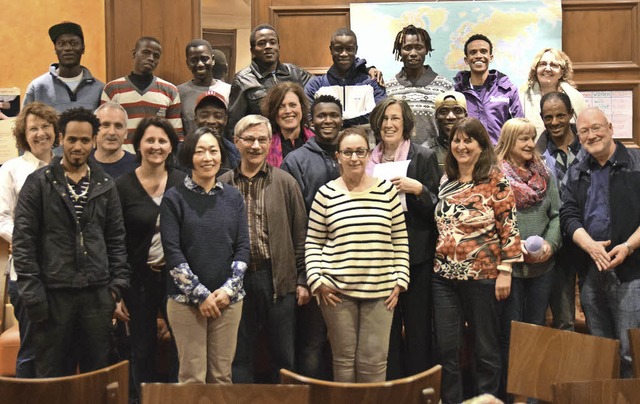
[296,297,330,379]
[387,261,433,379]
[549,246,576,330]
[232,269,295,383]
[8,279,36,377]
[33,287,115,377]
[125,271,178,397]
[433,275,502,404]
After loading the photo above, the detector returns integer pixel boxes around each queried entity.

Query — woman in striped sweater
[305,127,410,383]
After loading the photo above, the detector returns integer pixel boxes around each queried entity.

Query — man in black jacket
[13,107,129,377]
[560,107,640,377]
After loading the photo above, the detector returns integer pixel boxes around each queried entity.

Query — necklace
[66,167,91,202]
[383,154,395,162]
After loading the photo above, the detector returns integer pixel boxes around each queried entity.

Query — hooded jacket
[305,58,386,128]
[453,69,523,143]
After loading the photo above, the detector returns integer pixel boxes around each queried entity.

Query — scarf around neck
[500,159,549,210]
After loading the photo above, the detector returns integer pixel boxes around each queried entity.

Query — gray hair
[94,102,129,121]
[234,114,272,138]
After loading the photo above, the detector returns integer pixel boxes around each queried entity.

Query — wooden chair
[279,364,442,404]
[507,321,620,402]
[140,383,310,404]
[628,328,640,378]
[0,360,129,404]
[553,378,640,404]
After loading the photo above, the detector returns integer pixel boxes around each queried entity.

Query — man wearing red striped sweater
[101,36,183,147]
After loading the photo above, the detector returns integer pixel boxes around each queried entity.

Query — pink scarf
[266,127,315,168]
[366,139,411,176]
[500,159,549,210]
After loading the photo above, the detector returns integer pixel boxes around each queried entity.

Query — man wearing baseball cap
[24,22,104,113]
[194,90,239,170]
[432,91,468,174]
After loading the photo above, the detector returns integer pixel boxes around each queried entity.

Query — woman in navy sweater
[160,127,250,384]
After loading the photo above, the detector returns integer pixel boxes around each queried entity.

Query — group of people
[1,18,639,404]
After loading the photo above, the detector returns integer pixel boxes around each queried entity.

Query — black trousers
[33,286,115,377]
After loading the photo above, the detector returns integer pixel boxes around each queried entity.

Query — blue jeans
[433,275,502,404]
[549,245,577,330]
[579,263,640,378]
[232,268,295,383]
[8,279,36,377]
[387,261,433,379]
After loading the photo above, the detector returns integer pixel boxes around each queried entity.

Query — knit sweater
[386,66,454,146]
[160,180,250,303]
[508,173,562,278]
[101,75,183,141]
[305,179,410,299]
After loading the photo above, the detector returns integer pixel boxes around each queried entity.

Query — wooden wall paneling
[563,0,640,146]
[203,29,237,83]
[105,0,201,86]
[271,6,350,74]
[563,0,639,69]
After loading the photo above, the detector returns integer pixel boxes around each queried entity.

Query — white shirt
[0,151,50,279]
[0,151,49,278]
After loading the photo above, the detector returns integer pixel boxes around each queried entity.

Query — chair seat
[0,324,19,376]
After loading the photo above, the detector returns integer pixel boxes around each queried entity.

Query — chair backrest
[628,328,640,378]
[279,364,442,404]
[553,378,640,404]
[507,321,620,402]
[140,383,310,404]
[0,360,128,404]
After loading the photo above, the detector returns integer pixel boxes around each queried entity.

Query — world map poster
[350,0,562,89]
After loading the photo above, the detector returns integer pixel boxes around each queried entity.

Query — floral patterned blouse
[434,169,522,280]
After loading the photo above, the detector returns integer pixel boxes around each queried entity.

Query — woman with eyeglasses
[0,102,57,377]
[433,117,522,403]
[365,97,440,379]
[519,48,586,136]
[306,127,410,383]
[160,127,250,384]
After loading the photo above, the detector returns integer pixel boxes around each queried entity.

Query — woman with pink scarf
[260,82,314,167]
[495,117,561,396]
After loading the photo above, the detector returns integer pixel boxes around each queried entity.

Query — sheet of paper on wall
[581,90,633,139]
[372,160,411,211]
[0,118,19,164]
[0,87,21,118]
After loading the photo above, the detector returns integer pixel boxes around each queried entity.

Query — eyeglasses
[382,116,403,124]
[237,136,271,145]
[537,61,562,70]
[339,148,368,158]
[578,123,608,136]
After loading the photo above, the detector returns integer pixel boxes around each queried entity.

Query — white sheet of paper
[372,160,411,211]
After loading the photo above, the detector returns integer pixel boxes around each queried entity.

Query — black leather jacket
[13,156,130,322]
[226,60,312,138]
